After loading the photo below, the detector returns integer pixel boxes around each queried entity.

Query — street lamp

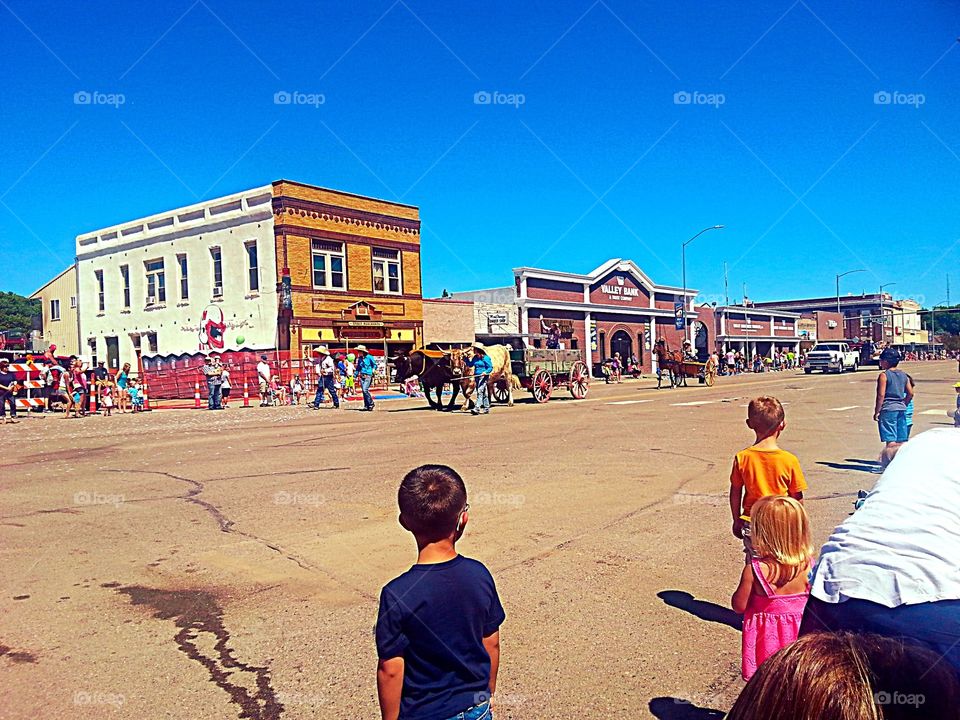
[682,225,724,334]
[878,282,896,341]
[835,269,865,325]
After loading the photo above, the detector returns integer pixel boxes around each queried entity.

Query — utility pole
[724,262,729,307]
[948,274,951,306]
[742,282,748,305]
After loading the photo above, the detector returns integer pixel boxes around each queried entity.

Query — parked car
[803,342,860,374]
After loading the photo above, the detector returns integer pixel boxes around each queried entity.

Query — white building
[76,186,278,370]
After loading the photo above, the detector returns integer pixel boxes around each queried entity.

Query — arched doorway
[610,329,632,362]
[694,321,709,361]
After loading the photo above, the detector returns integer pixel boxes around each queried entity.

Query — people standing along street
[466,343,493,416]
[309,346,339,409]
[355,345,377,411]
[201,354,224,410]
[0,358,20,424]
[220,366,231,408]
[874,348,913,468]
[256,354,271,407]
[115,362,131,413]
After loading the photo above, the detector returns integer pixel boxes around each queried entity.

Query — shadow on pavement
[649,697,726,719]
[657,590,742,631]
[846,458,881,466]
[817,461,879,473]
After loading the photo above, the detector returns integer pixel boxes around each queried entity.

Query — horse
[391,350,462,411]
[450,345,519,411]
[653,338,682,389]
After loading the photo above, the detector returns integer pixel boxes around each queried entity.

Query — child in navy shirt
[376,465,504,720]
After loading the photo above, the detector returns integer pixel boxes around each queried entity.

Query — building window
[211,247,223,295]
[70,296,77,309]
[95,269,105,311]
[372,247,401,294]
[120,265,131,308]
[147,332,158,353]
[177,254,189,300]
[311,240,345,290]
[246,242,259,292]
[50,298,61,321]
[145,259,166,304]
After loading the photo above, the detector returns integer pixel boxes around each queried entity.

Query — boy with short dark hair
[729,396,807,556]
[376,465,504,720]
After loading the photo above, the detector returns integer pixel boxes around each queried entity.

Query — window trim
[177,254,189,300]
[245,241,259,293]
[95,269,105,312]
[210,246,223,294]
[120,264,131,309]
[310,240,347,291]
[50,298,61,321]
[144,258,166,304]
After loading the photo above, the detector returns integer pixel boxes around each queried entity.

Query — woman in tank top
[874,348,914,468]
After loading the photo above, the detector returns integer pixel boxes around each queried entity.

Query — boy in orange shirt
[729,396,807,556]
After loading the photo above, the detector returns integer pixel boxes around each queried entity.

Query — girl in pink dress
[731,495,813,680]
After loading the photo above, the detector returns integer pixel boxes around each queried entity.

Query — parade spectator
[726,632,960,720]
[128,379,144,411]
[115,362,131,413]
[71,360,88,417]
[100,378,115,417]
[256,354,271,407]
[904,374,915,439]
[56,365,71,413]
[0,358,19,424]
[43,362,63,412]
[309,346,339,410]
[726,349,736,376]
[873,348,913,468]
[201,354,223,411]
[376,464,504,720]
[344,353,356,397]
[220,366,232,408]
[800,428,960,678]
[355,345,376,412]
[466,343,493,416]
[612,352,623,383]
[729,397,807,557]
[290,375,304,405]
[732,496,813,680]
[953,382,960,426]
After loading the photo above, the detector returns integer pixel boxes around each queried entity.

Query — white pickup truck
[804,342,860,374]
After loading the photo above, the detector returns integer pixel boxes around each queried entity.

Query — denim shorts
[444,700,492,720]
[878,410,908,443]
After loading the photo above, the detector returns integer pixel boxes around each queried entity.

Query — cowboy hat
[471,341,485,351]
[354,345,369,353]
[954,382,960,388]
[316,345,329,355]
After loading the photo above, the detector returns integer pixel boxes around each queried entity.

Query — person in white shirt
[308,346,339,409]
[800,428,960,675]
[256,354,271,407]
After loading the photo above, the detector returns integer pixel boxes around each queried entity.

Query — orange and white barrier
[8,362,44,414]
[194,381,201,409]
[242,382,250,408]
[15,398,44,410]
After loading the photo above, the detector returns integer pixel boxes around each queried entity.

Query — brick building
[272,180,423,359]
[453,259,697,374]
[695,305,803,359]
[422,298,474,348]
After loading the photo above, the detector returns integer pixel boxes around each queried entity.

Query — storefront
[454,259,698,375]
[708,305,802,358]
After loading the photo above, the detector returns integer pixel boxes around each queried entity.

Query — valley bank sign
[599,276,640,303]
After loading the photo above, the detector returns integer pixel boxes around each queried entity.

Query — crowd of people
[371,350,960,720]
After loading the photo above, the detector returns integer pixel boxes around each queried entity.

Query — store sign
[600,283,640,301]
[487,312,508,325]
[731,322,763,333]
[674,302,685,330]
[591,273,646,305]
[590,320,597,352]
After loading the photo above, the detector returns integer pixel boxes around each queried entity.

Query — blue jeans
[313,375,339,407]
[207,381,222,410]
[475,376,490,411]
[360,373,374,409]
[444,700,491,720]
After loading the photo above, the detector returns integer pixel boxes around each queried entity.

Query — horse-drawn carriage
[496,347,590,403]
[653,339,718,389]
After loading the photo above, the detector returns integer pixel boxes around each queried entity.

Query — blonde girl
[732,495,813,680]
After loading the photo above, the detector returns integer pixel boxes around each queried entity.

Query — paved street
[2,362,958,719]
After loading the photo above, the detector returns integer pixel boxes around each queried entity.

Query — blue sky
[1,1,957,306]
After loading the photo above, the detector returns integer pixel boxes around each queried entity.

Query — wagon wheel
[491,378,509,403]
[569,361,589,399]
[704,370,715,387]
[531,369,553,403]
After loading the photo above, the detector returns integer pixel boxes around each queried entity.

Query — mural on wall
[198,305,226,351]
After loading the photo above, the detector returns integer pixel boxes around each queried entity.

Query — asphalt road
[2,361,958,719]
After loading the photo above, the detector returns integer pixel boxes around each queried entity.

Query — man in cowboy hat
[0,358,20,423]
[465,342,493,415]
[354,345,377,411]
[256,353,272,407]
[309,345,339,410]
